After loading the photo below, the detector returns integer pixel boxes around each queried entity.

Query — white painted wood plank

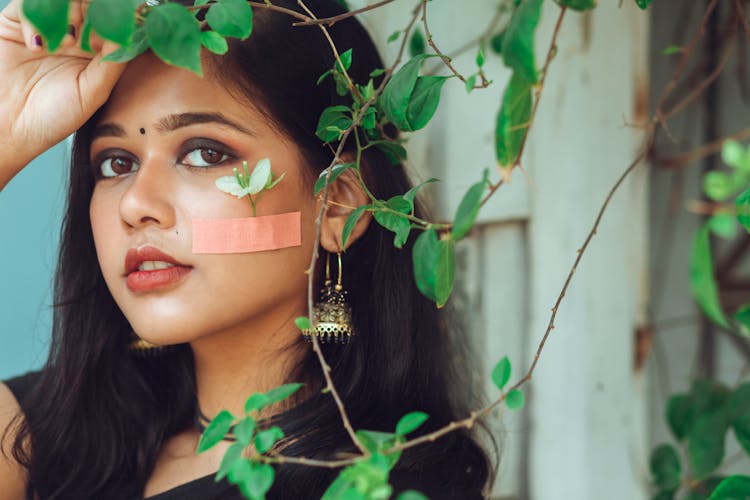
[525,1,650,499]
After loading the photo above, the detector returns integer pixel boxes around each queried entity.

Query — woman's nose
[118,160,177,230]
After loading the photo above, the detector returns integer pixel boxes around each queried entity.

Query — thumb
[78,41,128,113]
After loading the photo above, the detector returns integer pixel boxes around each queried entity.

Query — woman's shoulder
[0,373,34,499]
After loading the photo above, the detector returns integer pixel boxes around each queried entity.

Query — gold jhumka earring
[128,334,173,357]
[302,251,355,344]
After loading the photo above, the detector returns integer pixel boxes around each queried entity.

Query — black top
[3,371,481,499]
[4,371,244,499]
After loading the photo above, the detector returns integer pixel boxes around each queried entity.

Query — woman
[0,0,493,498]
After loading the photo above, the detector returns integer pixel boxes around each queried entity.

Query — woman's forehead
[99,52,259,129]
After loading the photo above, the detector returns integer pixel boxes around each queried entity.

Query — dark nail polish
[32,34,43,48]
[67,24,76,37]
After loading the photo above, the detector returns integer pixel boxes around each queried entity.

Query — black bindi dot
[139,128,146,135]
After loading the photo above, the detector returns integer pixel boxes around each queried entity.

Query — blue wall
[0,143,66,380]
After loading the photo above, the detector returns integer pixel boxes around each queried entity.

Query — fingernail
[32,34,43,48]
[67,24,76,38]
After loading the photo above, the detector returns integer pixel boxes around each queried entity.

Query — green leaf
[355,430,398,454]
[295,316,311,331]
[206,0,254,39]
[378,214,411,249]
[506,389,525,410]
[395,411,429,436]
[146,3,203,75]
[476,46,486,67]
[234,417,256,446]
[709,475,750,499]
[316,106,353,143]
[465,74,477,93]
[381,54,446,132]
[452,179,486,240]
[554,0,597,11]
[22,0,69,52]
[736,189,750,231]
[662,45,682,56]
[435,237,455,308]
[404,178,439,204]
[103,25,149,63]
[650,444,681,491]
[492,356,512,390]
[490,31,504,55]
[688,409,728,480]
[666,393,693,441]
[722,140,749,170]
[729,382,750,455]
[197,410,235,452]
[387,30,401,43]
[234,461,275,499]
[733,305,750,338]
[690,225,729,328]
[245,393,271,413]
[373,141,408,165]
[496,72,532,167]
[264,383,304,405]
[409,29,426,57]
[707,214,738,239]
[502,0,542,84]
[79,15,94,53]
[254,426,284,454]
[703,171,735,201]
[201,31,229,55]
[397,492,429,500]
[405,76,449,131]
[635,0,654,9]
[315,163,357,195]
[336,48,353,73]
[216,441,245,481]
[413,228,439,303]
[88,0,136,46]
[342,205,369,249]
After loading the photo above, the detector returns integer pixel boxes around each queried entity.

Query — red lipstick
[124,246,192,292]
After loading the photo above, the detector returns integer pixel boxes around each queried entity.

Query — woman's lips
[124,245,193,292]
[126,266,192,292]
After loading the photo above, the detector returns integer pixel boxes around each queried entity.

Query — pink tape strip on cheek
[191,211,302,254]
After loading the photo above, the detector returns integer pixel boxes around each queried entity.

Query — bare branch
[293,0,398,27]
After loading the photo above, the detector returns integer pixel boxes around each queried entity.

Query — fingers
[79,41,128,112]
[60,0,83,49]
[17,0,85,52]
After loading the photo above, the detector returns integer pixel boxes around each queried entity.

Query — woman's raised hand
[0,0,126,188]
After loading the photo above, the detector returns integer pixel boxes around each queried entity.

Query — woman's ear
[318,163,373,253]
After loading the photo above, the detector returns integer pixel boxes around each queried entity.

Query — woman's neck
[189,301,307,419]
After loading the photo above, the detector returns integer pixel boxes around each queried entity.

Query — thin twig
[655,126,750,168]
[389,133,654,454]
[662,22,737,120]
[420,0,491,89]
[653,0,720,128]
[302,0,425,458]
[297,0,364,103]
[293,0,397,26]
[479,6,567,209]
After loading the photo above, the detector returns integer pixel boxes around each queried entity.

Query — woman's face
[89,53,320,347]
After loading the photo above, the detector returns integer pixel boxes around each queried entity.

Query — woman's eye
[100,156,138,178]
[181,147,231,168]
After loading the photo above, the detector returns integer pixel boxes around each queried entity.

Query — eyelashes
[90,138,240,179]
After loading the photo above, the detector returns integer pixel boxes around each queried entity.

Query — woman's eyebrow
[91,112,255,141]
[156,112,255,135]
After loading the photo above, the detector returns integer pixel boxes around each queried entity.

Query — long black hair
[6,1,494,498]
